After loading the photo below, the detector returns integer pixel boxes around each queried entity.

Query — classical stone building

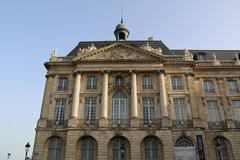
[32,21,240,160]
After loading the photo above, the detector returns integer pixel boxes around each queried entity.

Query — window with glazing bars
[58,77,68,91]
[47,138,62,160]
[142,75,153,89]
[203,80,215,93]
[214,138,230,160]
[207,101,220,122]
[144,137,159,160]
[84,98,96,125]
[112,138,127,160]
[115,75,124,86]
[54,99,66,125]
[80,137,96,160]
[227,80,239,93]
[232,100,240,121]
[86,75,97,90]
[112,91,128,125]
[142,97,155,124]
[173,98,187,121]
[171,75,183,90]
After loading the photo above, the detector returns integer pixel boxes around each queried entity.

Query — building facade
[32,22,240,160]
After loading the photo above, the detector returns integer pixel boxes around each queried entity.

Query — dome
[114,19,130,41]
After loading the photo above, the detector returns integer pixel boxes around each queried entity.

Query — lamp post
[25,142,30,160]
[7,153,11,160]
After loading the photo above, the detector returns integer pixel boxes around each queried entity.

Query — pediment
[73,43,165,62]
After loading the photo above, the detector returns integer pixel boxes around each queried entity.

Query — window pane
[54,99,66,125]
[144,137,158,160]
[173,98,187,120]
[48,138,62,160]
[204,80,215,93]
[112,138,127,160]
[84,98,96,124]
[142,97,155,124]
[115,75,124,86]
[142,75,153,90]
[214,138,230,160]
[228,80,239,93]
[58,77,68,91]
[171,76,183,90]
[80,137,96,160]
[87,76,97,90]
[232,100,240,121]
[207,101,220,122]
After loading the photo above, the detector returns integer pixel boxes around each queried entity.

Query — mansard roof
[67,40,240,60]
[67,40,175,56]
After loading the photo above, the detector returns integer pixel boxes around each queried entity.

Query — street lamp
[7,153,11,160]
[25,142,30,160]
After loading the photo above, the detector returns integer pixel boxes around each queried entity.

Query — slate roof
[67,40,240,60]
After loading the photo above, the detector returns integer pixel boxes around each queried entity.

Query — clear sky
[0,0,240,159]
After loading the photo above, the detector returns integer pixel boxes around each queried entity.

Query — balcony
[139,119,161,128]
[109,119,130,128]
[46,120,68,128]
[208,121,227,129]
[172,120,193,129]
[78,119,99,128]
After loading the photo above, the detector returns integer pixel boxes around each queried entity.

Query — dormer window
[193,52,207,61]
[115,75,124,86]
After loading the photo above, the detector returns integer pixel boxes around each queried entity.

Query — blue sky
[0,0,240,159]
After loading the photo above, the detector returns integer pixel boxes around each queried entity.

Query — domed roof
[114,19,130,41]
[114,19,129,33]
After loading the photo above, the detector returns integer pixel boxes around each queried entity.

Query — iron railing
[172,120,193,129]
[139,119,161,128]
[208,121,227,129]
[78,119,99,128]
[108,119,130,127]
[46,120,68,128]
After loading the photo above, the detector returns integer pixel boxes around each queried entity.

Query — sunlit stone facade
[33,22,240,160]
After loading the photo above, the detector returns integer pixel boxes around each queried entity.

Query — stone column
[38,74,54,128]
[99,72,108,127]
[187,73,202,128]
[217,78,235,128]
[131,72,138,127]
[68,73,81,127]
[158,71,170,128]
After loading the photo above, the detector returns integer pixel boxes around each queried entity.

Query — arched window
[175,136,194,147]
[112,91,128,126]
[214,137,232,160]
[115,75,124,86]
[47,137,64,160]
[143,137,159,160]
[111,137,130,160]
[174,136,196,160]
[80,136,97,160]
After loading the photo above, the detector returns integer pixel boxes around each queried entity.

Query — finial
[50,49,58,61]
[212,53,220,65]
[121,17,123,24]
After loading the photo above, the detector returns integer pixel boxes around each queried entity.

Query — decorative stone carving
[140,42,162,54]
[50,50,58,61]
[235,53,240,65]
[78,44,97,55]
[96,49,135,59]
[183,49,193,61]
[212,53,221,65]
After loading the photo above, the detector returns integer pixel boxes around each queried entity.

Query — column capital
[45,74,55,78]
[157,70,165,74]
[101,70,110,74]
[73,71,82,77]
[185,72,195,77]
[129,70,138,74]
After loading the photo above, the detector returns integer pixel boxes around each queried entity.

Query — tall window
[203,80,215,93]
[54,99,66,125]
[58,77,68,91]
[142,75,153,90]
[142,97,155,124]
[112,91,128,126]
[87,75,97,90]
[115,75,124,86]
[112,137,129,160]
[227,80,239,93]
[214,137,230,160]
[171,75,183,90]
[232,100,240,121]
[173,98,187,121]
[207,101,220,122]
[84,98,96,125]
[48,137,63,160]
[80,137,97,160]
[144,137,159,160]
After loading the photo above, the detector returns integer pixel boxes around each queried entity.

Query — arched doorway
[214,137,233,160]
[112,91,128,126]
[174,136,197,160]
[141,136,163,160]
[109,136,130,160]
[78,136,97,160]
